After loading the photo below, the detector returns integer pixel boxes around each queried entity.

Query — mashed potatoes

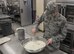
[24,40,46,51]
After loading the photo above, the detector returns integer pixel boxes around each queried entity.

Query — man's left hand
[47,38,53,45]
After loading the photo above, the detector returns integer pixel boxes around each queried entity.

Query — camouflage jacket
[34,12,67,51]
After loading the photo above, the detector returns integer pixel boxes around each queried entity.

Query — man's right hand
[32,28,37,34]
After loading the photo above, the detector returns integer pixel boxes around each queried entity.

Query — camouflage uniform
[34,1,67,54]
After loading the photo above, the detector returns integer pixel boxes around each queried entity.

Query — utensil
[31,33,37,41]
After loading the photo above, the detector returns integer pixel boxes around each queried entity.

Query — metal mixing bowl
[21,37,47,53]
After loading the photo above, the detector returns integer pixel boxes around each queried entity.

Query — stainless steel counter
[0,25,67,54]
[0,35,25,54]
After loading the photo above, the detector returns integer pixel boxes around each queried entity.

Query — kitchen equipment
[0,37,11,45]
[65,5,74,24]
[21,37,47,53]
[15,27,25,41]
[60,24,74,54]
[0,16,13,36]
[56,0,74,3]
[20,0,32,26]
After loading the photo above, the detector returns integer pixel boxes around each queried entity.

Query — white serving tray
[0,37,11,45]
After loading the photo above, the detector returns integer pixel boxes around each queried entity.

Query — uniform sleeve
[33,11,47,30]
[52,18,67,43]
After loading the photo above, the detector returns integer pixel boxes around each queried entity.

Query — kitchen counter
[0,15,10,19]
[0,25,67,54]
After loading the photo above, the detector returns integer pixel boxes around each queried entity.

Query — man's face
[52,12,57,17]
[52,11,59,17]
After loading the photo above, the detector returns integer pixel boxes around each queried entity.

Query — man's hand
[47,38,53,45]
[32,28,37,34]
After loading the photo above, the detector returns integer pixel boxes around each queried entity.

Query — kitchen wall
[36,0,44,17]
[36,0,56,17]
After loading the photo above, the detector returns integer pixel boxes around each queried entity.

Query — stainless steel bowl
[21,37,47,53]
